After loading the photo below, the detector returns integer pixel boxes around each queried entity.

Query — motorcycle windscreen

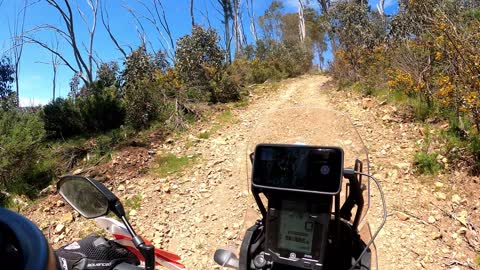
[243,107,371,232]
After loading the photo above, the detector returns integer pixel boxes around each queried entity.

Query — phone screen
[252,145,343,194]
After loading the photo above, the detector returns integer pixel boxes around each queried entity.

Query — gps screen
[278,200,315,254]
[252,145,343,194]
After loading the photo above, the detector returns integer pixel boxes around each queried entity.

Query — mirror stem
[121,216,137,236]
[120,215,155,270]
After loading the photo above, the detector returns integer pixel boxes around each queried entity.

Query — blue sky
[0,0,398,106]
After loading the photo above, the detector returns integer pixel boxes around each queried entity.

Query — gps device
[264,198,331,268]
[252,144,344,195]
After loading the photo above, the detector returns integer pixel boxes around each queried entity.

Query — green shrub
[124,81,158,130]
[214,72,242,103]
[414,152,442,174]
[122,47,161,129]
[0,110,54,204]
[42,98,84,138]
[175,26,225,103]
[468,135,480,172]
[78,86,125,133]
[411,98,435,121]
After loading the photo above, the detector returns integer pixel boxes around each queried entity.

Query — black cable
[347,172,387,270]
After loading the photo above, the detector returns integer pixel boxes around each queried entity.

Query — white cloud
[19,97,49,107]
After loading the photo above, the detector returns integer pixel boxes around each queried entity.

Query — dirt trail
[154,75,334,268]
[27,74,479,269]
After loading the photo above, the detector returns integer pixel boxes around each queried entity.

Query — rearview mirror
[57,175,117,219]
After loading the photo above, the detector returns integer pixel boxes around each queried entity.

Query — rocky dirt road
[27,74,479,269]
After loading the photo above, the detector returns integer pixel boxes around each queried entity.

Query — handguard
[95,217,186,270]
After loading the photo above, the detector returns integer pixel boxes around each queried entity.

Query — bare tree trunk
[245,0,257,42]
[51,40,60,101]
[233,0,245,57]
[216,0,233,63]
[377,0,385,16]
[77,0,99,83]
[190,0,195,27]
[298,0,306,43]
[52,59,57,101]
[9,0,28,107]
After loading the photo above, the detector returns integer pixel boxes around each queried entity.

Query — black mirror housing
[57,175,124,219]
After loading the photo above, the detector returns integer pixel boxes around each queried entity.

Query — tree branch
[100,3,127,57]
[23,36,88,85]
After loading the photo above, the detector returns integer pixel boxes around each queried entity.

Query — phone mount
[241,144,368,270]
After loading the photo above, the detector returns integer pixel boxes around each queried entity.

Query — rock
[62,213,74,224]
[428,216,436,224]
[166,138,174,144]
[395,212,410,221]
[434,182,444,188]
[382,114,392,121]
[87,170,99,178]
[213,138,227,145]
[117,184,125,191]
[457,210,468,226]
[225,230,235,240]
[72,168,84,175]
[434,192,447,200]
[153,238,162,245]
[39,222,50,230]
[55,224,65,234]
[457,227,468,235]
[451,194,461,204]
[432,231,442,240]
[56,200,65,207]
[394,163,410,170]
[129,210,137,216]
[39,185,55,196]
[466,230,479,247]
[362,98,375,109]
[96,176,107,182]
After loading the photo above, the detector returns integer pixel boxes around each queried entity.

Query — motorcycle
[57,175,186,270]
[214,107,387,270]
